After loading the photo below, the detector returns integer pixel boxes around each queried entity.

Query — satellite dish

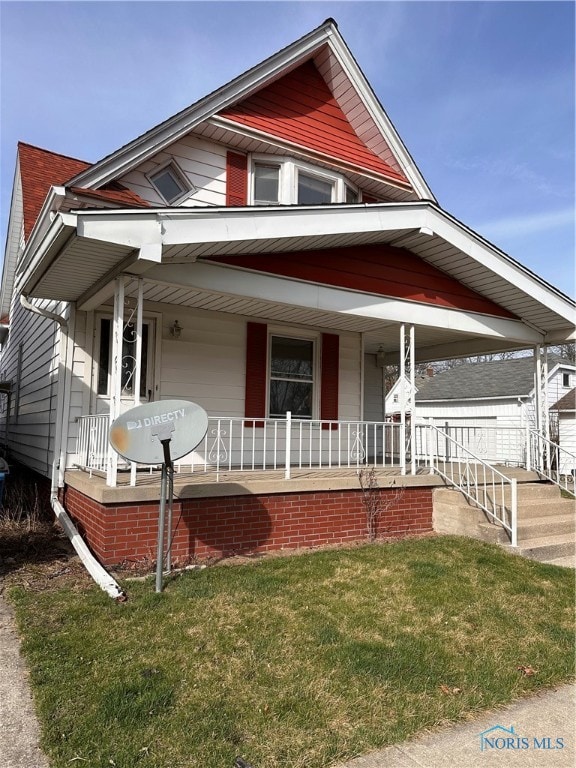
[109,399,208,465]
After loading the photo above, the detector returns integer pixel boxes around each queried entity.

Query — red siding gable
[209,244,516,319]
[219,61,409,186]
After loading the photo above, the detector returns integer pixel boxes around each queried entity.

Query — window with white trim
[149,162,191,204]
[253,163,280,205]
[297,171,333,204]
[250,156,358,206]
[269,335,315,418]
[563,373,571,387]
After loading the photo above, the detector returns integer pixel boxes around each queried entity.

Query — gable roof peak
[18,140,91,169]
[65,20,434,200]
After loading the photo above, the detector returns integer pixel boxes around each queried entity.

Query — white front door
[92,313,157,415]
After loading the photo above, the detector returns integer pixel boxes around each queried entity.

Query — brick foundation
[62,485,433,566]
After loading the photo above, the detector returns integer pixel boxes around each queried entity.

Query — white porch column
[399,325,415,474]
[409,325,416,475]
[130,278,144,486]
[399,325,406,474]
[106,276,124,487]
[533,345,550,469]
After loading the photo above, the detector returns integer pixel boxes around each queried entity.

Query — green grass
[9,536,575,768]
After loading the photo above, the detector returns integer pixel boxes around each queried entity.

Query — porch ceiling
[132,277,529,362]
[19,204,575,352]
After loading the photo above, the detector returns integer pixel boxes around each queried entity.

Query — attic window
[345,185,359,204]
[563,373,571,387]
[254,163,280,205]
[297,172,333,205]
[149,163,190,204]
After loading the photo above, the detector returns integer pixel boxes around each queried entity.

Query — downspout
[19,294,125,599]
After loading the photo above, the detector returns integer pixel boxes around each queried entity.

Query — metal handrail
[527,428,576,495]
[418,423,518,546]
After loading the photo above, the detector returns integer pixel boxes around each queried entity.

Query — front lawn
[9,536,575,768]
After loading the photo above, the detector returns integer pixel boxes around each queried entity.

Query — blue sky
[1,1,574,297]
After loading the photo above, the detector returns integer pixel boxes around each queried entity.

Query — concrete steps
[433,476,575,566]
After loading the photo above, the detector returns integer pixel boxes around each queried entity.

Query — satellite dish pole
[109,399,209,594]
[152,420,175,593]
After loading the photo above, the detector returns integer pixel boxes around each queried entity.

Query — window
[97,318,149,398]
[250,156,359,206]
[254,163,280,204]
[345,185,359,203]
[149,163,190,204]
[297,172,333,205]
[563,373,571,387]
[269,336,314,418]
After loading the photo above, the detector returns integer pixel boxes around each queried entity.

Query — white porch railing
[417,423,518,546]
[176,415,405,479]
[527,429,576,494]
[76,414,576,545]
[75,414,110,475]
[74,413,406,481]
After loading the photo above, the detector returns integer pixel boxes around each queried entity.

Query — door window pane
[98,318,149,398]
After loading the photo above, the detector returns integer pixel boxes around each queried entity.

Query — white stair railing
[527,429,576,495]
[418,423,518,546]
[75,414,110,475]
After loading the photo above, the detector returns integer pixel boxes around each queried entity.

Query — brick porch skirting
[62,485,433,566]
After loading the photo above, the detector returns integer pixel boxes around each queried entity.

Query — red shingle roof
[69,184,150,208]
[18,142,91,239]
[18,142,149,240]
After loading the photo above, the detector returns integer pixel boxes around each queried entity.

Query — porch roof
[18,201,575,360]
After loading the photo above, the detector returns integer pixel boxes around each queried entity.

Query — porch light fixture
[376,346,386,368]
[170,320,183,339]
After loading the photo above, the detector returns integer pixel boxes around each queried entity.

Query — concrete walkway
[0,594,49,768]
[334,683,576,768]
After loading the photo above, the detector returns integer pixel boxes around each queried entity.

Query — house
[1,19,574,567]
[407,356,576,464]
[551,388,576,473]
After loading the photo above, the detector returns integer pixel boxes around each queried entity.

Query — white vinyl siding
[0,294,66,476]
[558,415,576,473]
[338,332,361,421]
[148,305,360,421]
[0,158,24,319]
[363,353,385,422]
[119,134,227,207]
[66,309,88,459]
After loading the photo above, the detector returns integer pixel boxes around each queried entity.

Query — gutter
[19,295,125,600]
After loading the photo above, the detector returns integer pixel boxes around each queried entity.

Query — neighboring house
[384,375,418,419]
[1,20,574,565]
[414,355,575,428]
[410,356,576,463]
[552,388,576,473]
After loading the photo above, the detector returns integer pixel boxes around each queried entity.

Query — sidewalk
[334,683,575,768]
[0,594,49,768]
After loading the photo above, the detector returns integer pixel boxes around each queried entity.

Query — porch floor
[64,464,541,505]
